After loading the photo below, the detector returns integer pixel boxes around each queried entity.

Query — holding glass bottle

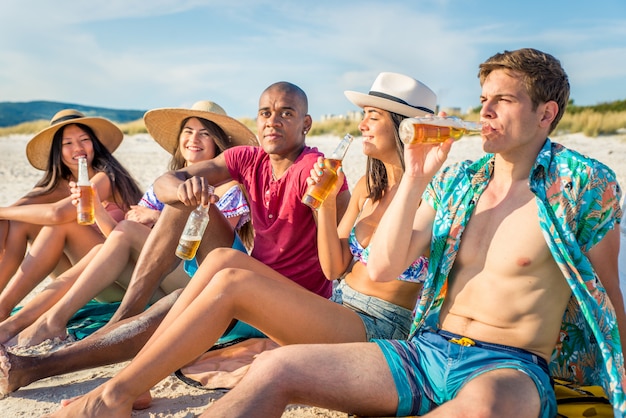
[301,133,354,210]
[76,156,95,225]
[399,115,483,144]
[176,185,215,260]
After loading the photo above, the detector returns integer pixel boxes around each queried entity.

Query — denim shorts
[374,329,556,417]
[330,280,413,340]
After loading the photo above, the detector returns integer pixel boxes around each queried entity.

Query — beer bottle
[76,156,95,225]
[175,185,215,260]
[399,116,483,144]
[302,133,354,210]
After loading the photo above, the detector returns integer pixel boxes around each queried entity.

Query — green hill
[0,100,146,128]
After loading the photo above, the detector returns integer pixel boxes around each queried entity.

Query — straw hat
[26,109,124,170]
[143,100,258,155]
[344,72,437,118]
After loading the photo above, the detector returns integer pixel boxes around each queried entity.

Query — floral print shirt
[411,139,624,414]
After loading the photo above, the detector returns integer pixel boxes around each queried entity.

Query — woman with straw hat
[0,101,258,347]
[0,110,143,320]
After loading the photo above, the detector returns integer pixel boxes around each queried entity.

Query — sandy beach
[0,132,625,417]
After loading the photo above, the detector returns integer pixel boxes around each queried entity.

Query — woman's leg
[0,221,41,309]
[0,223,104,317]
[0,246,100,345]
[16,221,152,346]
[106,205,190,323]
[52,253,367,416]
[0,220,8,258]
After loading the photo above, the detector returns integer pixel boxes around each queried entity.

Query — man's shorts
[373,329,557,417]
[331,280,413,340]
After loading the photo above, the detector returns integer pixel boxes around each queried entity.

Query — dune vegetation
[1,102,625,138]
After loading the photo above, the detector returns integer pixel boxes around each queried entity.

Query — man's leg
[0,290,180,395]
[204,342,400,418]
[426,368,542,418]
[107,203,233,323]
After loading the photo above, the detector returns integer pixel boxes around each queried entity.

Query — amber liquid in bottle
[175,234,203,260]
[76,157,95,225]
[176,185,214,260]
[301,158,343,210]
[301,134,353,210]
[399,117,482,144]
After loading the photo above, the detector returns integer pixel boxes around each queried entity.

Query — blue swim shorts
[331,280,413,340]
[373,329,556,417]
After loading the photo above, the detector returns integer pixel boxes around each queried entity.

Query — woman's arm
[69,180,119,237]
[124,206,161,229]
[0,170,116,226]
[0,196,76,225]
[313,160,359,280]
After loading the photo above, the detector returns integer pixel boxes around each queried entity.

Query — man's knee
[458,369,542,418]
[247,348,291,383]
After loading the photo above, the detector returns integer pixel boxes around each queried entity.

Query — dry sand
[0,132,624,417]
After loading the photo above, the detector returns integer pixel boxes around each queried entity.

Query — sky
[2,0,626,121]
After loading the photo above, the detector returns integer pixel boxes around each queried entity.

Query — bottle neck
[77,158,90,185]
[330,133,354,160]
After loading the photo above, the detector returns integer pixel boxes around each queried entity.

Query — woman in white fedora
[51,72,437,414]
[0,110,143,321]
[0,101,258,347]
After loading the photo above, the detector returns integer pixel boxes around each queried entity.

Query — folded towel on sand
[175,337,279,390]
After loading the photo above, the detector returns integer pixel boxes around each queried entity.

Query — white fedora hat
[344,72,437,117]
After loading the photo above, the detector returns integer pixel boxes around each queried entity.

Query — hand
[305,156,343,208]
[176,176,218,207]
[125,205,160,228]
[403,110,453,179]
[69,181,101,207]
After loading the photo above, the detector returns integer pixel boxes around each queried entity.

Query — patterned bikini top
[348,199,428,283]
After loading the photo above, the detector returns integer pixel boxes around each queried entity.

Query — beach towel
[554,379,613,418]
[175,337,279,390]
[11,299,120,341]
[66,300,121,340]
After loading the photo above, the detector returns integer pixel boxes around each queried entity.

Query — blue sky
[2,0,626,121]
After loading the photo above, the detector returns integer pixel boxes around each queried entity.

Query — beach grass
[2,110,626,138]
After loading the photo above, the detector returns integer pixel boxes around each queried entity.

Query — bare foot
[0,332,17,347]
[62,390,152,410]
[0,343,11,395]
[47,385,133,417]
[0,343,36,395]
[0,321,19,346]
[132,390,152,410]
[16,317,68,348]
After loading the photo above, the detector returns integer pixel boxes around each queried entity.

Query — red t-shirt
[224,146,347,298]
